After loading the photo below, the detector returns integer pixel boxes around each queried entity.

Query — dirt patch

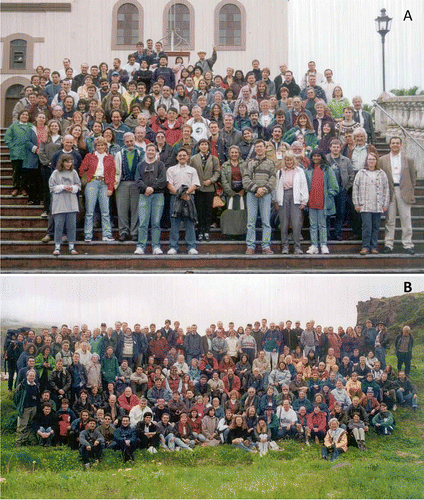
[397,451,420,459]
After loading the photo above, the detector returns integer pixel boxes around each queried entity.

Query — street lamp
[375,8,392,92]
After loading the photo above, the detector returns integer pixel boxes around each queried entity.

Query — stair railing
[372,99,424,152]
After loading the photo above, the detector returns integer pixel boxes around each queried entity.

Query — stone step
[3,239,423,256]
[0,195,29,205]
[2,252,423,273]
[3,212,424,229]
[1,205,45,216]
[2,226,424,242]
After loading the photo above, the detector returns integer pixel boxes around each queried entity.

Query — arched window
[163,1,195,50]
[214,1,246,51]
[117,3,139,46]
[111,0,144,50]
[10,40,27,70]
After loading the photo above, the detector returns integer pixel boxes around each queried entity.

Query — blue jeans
[246,192,271,249]
[321,446,343,461]
[327,188,347,239]
[169,195,196,251]
[309,208,327,246]
[54,212,76,245]
[38,426,54,446]
[138,193,164,249]
[84,179,112,239]
[396,390,418,408]
[162,433,192,450]
[361,212,381,250]
[375,346,386,370]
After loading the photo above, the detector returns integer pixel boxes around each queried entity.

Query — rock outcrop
[357,292,424,334]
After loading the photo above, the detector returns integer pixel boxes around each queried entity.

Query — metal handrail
[372,99,424,152]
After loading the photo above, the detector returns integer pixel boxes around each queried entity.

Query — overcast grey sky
[1,275,422,333]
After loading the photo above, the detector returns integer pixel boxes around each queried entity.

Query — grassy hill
[1,346,423,499]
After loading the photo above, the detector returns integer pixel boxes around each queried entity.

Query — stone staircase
[1,129,423,273]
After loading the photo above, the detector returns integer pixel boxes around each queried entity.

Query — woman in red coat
[79,137,116,242]
[149,331,169,365]
[307,405,328,444]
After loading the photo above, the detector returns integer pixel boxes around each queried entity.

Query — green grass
[1,346,424,499]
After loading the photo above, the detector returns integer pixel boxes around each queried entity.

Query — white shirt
[167,164,200,190]
[94,151,106,177]
[390,152,402,184]
[321,81,339,102]
[123,62,141,75]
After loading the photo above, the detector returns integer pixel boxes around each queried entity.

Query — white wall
[1,0,422,105]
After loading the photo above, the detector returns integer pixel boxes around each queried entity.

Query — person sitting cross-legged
[79,418,105,469]
[113,415,137,463]
[372,402,395,436]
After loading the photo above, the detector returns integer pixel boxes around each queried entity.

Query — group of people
[4,44,417,257]
[7,317,417,467]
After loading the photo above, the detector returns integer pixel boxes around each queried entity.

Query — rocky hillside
[357,291,424,339]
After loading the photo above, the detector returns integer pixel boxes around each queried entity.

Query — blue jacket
[113,425,137,446]
[50,148,82,173]
[183,333,202,357]
[116,333,141,364]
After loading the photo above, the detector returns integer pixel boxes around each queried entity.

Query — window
[10,39,27,70]
[111,0,143,50]
[214,1,246,51]
[117,3,139,46]
[168,4,190,48]
[219,4,241,47]
[163,0,194,50]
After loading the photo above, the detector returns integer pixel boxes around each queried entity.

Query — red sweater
[307,411,327,432]
[309,165,324,210]
[79,152,116,192]
[117,393,140,413]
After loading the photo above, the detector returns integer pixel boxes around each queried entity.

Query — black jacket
[171,185,197,222]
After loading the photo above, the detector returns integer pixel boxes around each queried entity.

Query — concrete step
[2,225,424,241]
[2,252,423,273]
[1,205,45,216]
[1,195,29,205]
[1,239,423,256]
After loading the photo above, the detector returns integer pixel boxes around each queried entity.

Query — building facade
[0,0,289,125]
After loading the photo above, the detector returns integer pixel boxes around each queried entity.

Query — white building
[1,0,423,126]
[0,0,289,125]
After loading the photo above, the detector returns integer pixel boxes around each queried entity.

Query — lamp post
[375,8,392,92]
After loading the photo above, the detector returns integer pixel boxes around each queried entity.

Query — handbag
[220,196,247,235]
[213,194,226,208]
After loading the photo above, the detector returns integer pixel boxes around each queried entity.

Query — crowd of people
[4,42,417,257]
[5,317,418,467]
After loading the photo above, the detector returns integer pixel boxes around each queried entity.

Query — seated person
[275,399,298,439]
[97,413,116,449]
[361,388,380,419]
[321,418,347,461]
[347,413,367,450]
[372,402,396,435]
[306,404,327,444]
[394,371,418,411]
[33,402,58,447]
[136,412,160,453]
[79,418,105,468]
[113,415,137,463]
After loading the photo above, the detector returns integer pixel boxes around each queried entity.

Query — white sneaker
[134,247,144,255]
[188,248,198,255]
[102,236,115,242]
[152,247,163,255]
[321,245,330,254]
[306,245,319,254]
[167,248,177,255]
